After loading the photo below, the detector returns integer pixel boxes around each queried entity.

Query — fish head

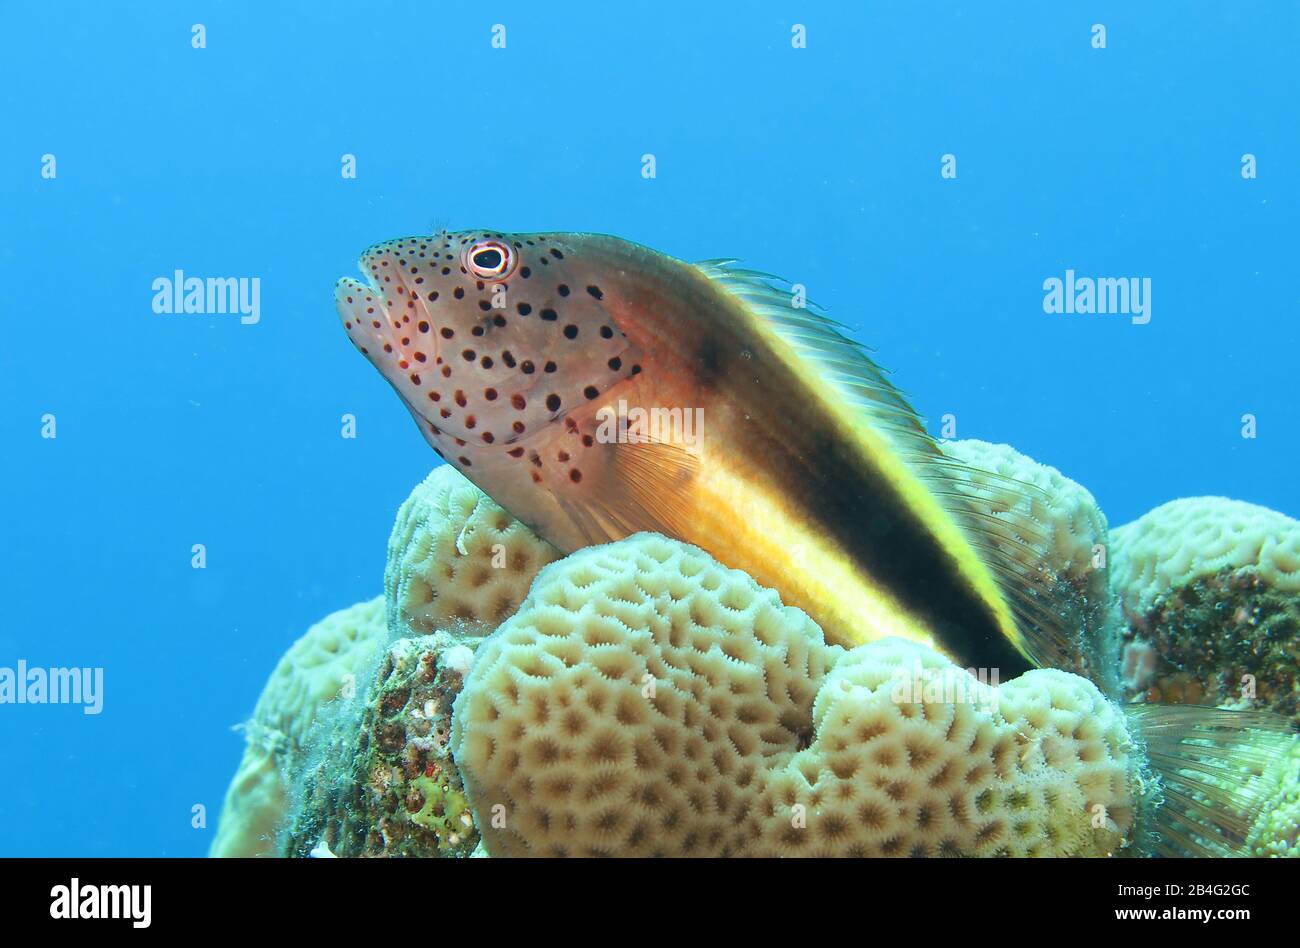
[336,230,664,460]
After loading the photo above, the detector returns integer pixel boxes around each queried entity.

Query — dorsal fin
[696,259,937,464]
[696,259,1086,671]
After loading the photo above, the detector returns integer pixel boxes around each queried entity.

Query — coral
[943,439,1108,592]
[214,463,561,856]
[451,533,1144,857]
[1109,498,1300,721]
[409,775,472,841]
[942,439,1112,682]
[208,744,284,858]
[248,596,391,752]
[209,596,389,857]
[386,465,562,638]
[1110,498,1300,615]
[764,648,1138,857]
[214,468,1298,859]
[214,462,559,858]
[281,633,479,858]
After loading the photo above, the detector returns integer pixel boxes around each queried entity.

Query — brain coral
[451,534,1141,857]
[208,742,284,859]
[1110,497,1300,614]
[943,439,1108,589]
[941,439,1112,682]
[210,596,390,857]
[214,464,561,858]
[1109,498,1300,719]
[386,465,562,638]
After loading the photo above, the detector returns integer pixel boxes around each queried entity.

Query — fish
[335,232,1300,859]
[335,230,1089,676]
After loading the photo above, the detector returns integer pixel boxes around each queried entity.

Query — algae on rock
[281,632,480,858]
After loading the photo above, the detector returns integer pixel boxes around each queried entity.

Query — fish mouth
[334,269,384,347]
[334,272,377,337]
[334,236,451,407]
[335,270,397,371]
[335,240,407,350]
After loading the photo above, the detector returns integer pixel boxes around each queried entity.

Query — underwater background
[1,1,1296,856]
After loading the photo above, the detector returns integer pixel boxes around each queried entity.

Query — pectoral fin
[549,435,701,547]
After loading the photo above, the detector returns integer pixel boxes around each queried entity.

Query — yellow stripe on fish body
[691,453,943,652]
[740,305,1027,657]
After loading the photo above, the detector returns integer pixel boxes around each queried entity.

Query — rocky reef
[210,442,1300,858]
[281,633,479,858]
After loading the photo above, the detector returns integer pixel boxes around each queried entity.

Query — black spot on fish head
[336,230,644,458]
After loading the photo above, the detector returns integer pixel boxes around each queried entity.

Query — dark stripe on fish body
[722,339,1033,677]
[794,421,1032,676]
[693,335,726,388]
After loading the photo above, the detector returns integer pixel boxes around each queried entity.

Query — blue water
[1,2,1296,856]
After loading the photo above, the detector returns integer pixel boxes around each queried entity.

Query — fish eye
[465,239,515,279]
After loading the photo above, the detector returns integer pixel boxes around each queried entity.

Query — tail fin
[1126,705,1296,857]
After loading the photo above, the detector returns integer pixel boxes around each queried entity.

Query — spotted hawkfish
[336,230,1300,855]
[334,230,1100,676]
